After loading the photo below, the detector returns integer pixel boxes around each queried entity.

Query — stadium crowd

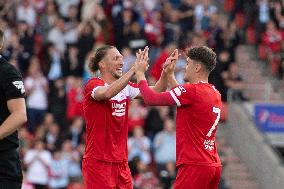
[0,0,252,188]
[224,0,284,81]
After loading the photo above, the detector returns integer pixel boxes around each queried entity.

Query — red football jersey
[169,82,222,167]
[83,78,140,162]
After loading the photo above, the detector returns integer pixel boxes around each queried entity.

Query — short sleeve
[1,66,25,100]
[127,82,140,99]
[169,84,195,106]
[85,78,105,100]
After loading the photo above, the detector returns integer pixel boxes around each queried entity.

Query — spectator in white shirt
[16,0,37,27]
[128,126,151,165]
[24,140,52,189]
[25,56,49,132]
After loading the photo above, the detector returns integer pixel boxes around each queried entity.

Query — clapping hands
[134,46,150,75]
[163,49,179,76]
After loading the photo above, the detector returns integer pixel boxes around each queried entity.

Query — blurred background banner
[255,104,284,133]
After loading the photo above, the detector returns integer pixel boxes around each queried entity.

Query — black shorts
[0,181,22,189]
[0,149,23,184]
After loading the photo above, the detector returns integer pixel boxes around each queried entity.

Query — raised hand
[134,46,149,75]
[163,49,179,76]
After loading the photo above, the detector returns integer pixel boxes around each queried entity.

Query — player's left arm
[138,80,176,106]
[134,70,167,99]
[149,70,167,92]
[0,98,27,139]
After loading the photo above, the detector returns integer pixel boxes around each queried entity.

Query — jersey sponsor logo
[173,86,186,96]
[204,139,215,151]
[12,81,25,94]
[112,101,127,117]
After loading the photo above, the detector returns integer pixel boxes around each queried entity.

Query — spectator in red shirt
[150,43,177,81]
[262,20,284,54]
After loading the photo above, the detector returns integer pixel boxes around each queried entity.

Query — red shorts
[82,158,133,189]
[174,164,222,189]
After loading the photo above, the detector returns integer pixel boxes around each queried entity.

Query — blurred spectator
[17,20,35,73]
[48,17,67,54]
[92,4,112,43]
[158,162,176,189]
[125,22,148,52]
[223,21,241,62]
[61,140,82,181]
[48,150,69,189]
[25,56,49,132]
[150,43,177,81]
[261,20,284,75]
[128,126,151,165]
[162,9,181,46]
[178,0,195,35]
[122,46,136,72]
[43,42,64,81]
[40,113,56,131]
[128,99,148,133]
[209,50,231,101]
[144,10,164,48]
[56,0,80,19]
[82,51,93,83]
[255,0,270,42]
[24,140,52,189]
[65,117,84,148]
[174,53,186,84]
[222,63,248,101]
[48,78,67,127]
[16,0,37,27]
[194,0,218,31]
[64,44,81,76]
[113,6,139,49]
[77,22,95,70]
[19,127,33,156]
[274,0,284,30]
[133,160,160,189]
[153,118,176,170]
[2,31,28,71]
[81,0,98,21]
[22,172,35,189]
[44,122,62,151]
[39,0,58,42]
[144,106,171,140]
[66,76,84,121]
[262,20,284,55]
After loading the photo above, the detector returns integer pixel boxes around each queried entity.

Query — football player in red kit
[82,46,169,189]
[135,46,222,189]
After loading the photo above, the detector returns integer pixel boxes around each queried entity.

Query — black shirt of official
[0,54,25,183]
[0,54,25,150]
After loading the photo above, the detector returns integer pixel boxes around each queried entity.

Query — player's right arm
[92,48,147,101]
[92,66,135,101]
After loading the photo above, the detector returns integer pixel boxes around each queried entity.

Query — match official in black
[0,29,27,188]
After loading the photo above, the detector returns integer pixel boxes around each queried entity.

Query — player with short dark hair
[0,29,27,189]
[82,46,170,189]
[135,46,222,189]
